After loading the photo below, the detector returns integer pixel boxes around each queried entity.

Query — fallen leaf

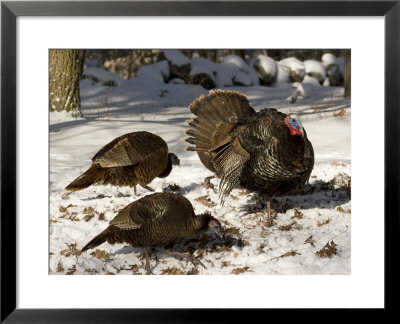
[316,240,338,258]
[317,219,330,227]
[56,262,64,272]
[195,195,217,207]
[304,235,316,247]
[91,249,109,261]
[333,108,346,117]
[66,265,76,275]
[83,214,95,222]
[83,207,95,214]
[230,266,249,275]
[293,208,303,219]
[160,267,184,275]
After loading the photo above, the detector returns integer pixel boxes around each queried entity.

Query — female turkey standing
[185,90,314,226]
[81,192,224,274]
[65,131,180,195]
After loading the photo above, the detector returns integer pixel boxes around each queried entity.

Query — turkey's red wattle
[290,127,302,137]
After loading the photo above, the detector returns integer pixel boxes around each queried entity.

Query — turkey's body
[103,192,201,248]
[236,109,314,197]
[65,131,178,194]
[81,193,220,273]
[185,90,314,225]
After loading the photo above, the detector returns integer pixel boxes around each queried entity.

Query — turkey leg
[202,175,215,189]
[168,249,206,269]
[144,247,152,275]
[266,200,272,227]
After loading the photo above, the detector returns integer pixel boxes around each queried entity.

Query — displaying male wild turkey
[65,131,180,195]
[81,192,224,274]
[185,90,314,226]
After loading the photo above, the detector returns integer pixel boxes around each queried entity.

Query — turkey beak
[213,227,224,239]
[295,126,304,138]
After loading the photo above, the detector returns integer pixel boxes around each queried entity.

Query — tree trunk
[49,49,82,117]
[344,50,351,97]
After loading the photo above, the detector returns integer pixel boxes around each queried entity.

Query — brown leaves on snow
[315,241,338,258]
[90,249,109,261]
[160,267,184,275]
[60,243,81,257]
[266,250,300,263]
[195,195,217,207]
[333,107,346,117]
[304,235,316,247]
[230,266,250,275]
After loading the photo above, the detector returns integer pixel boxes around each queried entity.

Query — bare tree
[344,50,351,97]
[49,49,82,117]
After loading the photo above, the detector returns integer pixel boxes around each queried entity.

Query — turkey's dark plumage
[65,131,180,194]
[185,90,314,225]
[81,192,223,273]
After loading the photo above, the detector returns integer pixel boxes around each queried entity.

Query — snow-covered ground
[49,76,351,275]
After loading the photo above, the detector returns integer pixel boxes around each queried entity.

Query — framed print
[1,0,398,322]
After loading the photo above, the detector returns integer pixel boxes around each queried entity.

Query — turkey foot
[168,250,206,269]
[201,175,215,189]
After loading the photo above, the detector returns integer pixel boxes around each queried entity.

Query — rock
[250,55,277,86]
[304,60,327,84]
[189,57,216,89]
[322,53,344,86]
[279,57,306,82]
[158,50,192,81]
[82,67,124,87]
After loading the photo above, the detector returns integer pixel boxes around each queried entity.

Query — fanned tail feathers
[185,89,255,153]
[185,90,254,202]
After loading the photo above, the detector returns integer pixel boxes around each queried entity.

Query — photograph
[49,48,351,275]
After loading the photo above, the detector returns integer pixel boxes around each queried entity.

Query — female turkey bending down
[81,192,224,274]
[65,131,180,196]
[185,90,314,227]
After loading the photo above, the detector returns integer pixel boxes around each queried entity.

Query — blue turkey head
[285,114,304,138]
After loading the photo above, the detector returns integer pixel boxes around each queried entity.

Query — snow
[160,49,191,66]
[50,68,351,276]
[253,55,277,79]
[82,67,124,86]
[189,58,216,81]
[223,54,248,72]
[190,57,217,72]
[304,59,327,81]
[168,78,185,85]
[136,61,169,83]
[233,69,252,86]
[215,62,237,87]
[247,65,260,86]
[280,57,306,80]
[302,75,322,86]
[322,53,338,67]
[275,62,290,84]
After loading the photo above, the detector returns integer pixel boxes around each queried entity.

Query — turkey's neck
[158,157,173,178]
[188,214,210,237]
[289,134,305,156]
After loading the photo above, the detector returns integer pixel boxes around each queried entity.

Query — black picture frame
[1,0,398,322]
